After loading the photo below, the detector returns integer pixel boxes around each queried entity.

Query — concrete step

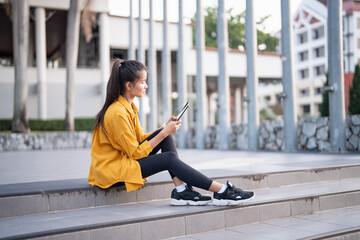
[1,164,360,219]
[171,206,360,240]
[1,177,360,240]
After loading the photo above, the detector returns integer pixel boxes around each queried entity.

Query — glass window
[302,105,311,113]
[300,69,309,79]
[298,32,308,44]
[314,46,325,58]
[315,87,322,95]
[313,26,324,40]
[300,89,310,97]
[299,51,308,61]
[314,65,325,76]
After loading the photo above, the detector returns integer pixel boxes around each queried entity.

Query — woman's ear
[125,82,132,91]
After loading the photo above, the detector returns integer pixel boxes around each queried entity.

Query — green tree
[192,7,279,52]
[349,65,360,114]
[320,73,329,117]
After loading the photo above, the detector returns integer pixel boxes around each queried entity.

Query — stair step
[171,206,360,240]
[1,164,360,219]
[1,177,360,240]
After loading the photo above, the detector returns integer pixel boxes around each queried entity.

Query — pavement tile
[90,224,141,240]
[183,229,256,240]
[281,219,347,235]
[229,222,313,240]
[141,217,185,240]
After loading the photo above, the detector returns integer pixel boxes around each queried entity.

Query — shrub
[0,118,95,132]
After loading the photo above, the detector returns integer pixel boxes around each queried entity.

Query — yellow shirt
[88,95,153,192]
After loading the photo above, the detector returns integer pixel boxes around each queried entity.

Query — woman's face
[129,70,148,98]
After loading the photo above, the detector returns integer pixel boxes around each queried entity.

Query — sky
[109,0,303,34]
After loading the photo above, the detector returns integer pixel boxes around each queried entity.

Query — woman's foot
[170,185,212,206]
[212,181,255,206]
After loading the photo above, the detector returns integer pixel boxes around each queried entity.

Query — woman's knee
[164,134,175,144]
[162,152,179,164]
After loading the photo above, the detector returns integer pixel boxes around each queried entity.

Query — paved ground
[0,148,359,185]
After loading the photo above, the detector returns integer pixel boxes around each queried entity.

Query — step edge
[298,226,360,240]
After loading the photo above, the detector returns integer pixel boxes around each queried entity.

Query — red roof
[317,0,360,14]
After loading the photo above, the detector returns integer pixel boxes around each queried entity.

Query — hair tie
[119,61,126,68]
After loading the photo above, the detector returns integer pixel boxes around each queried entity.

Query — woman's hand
[165,116,177,125]
[163,117,181,135]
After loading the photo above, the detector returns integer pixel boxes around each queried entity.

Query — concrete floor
[0,148,359,185]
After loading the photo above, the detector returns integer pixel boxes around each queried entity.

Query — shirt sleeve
[135,116,152,142]
[107,113,153,160]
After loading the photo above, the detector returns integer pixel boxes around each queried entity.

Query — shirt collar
[117,95,138,115]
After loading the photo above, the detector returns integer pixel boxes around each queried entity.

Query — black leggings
[138,129,213,190]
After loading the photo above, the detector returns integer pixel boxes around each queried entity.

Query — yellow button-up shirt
[88,95,153,192]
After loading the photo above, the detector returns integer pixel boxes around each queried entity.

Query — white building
[0,0,283,128]
[258,0,328,118]
[261,0,359,118]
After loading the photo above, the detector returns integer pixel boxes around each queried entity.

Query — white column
[195,0,207,149]
[245,0,260,150]
[241,85,247,124]
[12,0,30,133]
[99,13,110,104]
[177,0,188,148]
[35,7,47,119]
[128,0,135,60]
[281,0,298,151]
[148,0,158,131]
[137,0,146,129]
[234,87,241,124]
[328,0,346,152]
[209,93,216,126]
[188,75,195,129]
[162,0,172,122]
[217,0,231,150]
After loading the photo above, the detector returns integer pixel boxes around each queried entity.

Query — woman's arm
[147,117,181,149]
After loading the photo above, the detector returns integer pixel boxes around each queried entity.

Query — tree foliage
[349,65,360,114]
[192,7,279,52]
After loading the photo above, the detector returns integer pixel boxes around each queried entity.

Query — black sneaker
[170,185,212,206]
[212,181,255,206]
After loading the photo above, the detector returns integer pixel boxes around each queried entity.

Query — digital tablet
[176,102,189,121]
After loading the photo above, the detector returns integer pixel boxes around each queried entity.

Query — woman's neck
[122,93,134,105]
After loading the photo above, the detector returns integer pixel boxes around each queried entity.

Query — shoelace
[229,185,243,194]
[187,185,201,196]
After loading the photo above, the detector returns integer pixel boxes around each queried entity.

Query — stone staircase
[1,164,360,240]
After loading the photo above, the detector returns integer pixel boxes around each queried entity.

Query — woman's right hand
[163,118,181,135]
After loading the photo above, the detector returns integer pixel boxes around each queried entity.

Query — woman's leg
[138,142,255,206]
[141,130,223,192]
[143,129,178,157]
[142,130,181,184]
[138,152,213,191]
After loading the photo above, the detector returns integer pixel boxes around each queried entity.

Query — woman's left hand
[166,116,177,124]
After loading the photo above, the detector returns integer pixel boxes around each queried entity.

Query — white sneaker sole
[169,198,212,206]
[212,193,255,206]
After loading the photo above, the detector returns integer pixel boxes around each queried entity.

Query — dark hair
[94,59,147,133]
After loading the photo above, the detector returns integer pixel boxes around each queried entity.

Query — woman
[88,59,254,206]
